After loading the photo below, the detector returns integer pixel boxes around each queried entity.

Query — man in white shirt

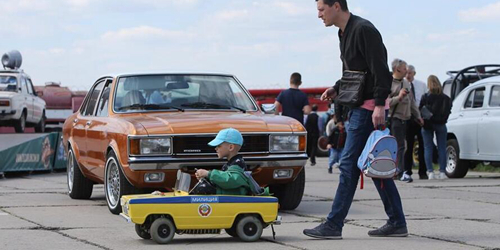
[403,65,429,180]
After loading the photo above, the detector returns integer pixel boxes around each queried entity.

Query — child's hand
[195,169,209,180]
[327,144,332,149]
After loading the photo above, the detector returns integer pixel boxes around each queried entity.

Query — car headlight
[129,137,172,155]
[270,135,306,152]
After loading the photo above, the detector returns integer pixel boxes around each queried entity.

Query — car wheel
[34,113,46,133]
[135,224,151,239]
[67,149,93,199]
[14,111,26,133]
[150,218,175,244]
[105,151,137,214]
[236,215,263,242]
[271,168,305,210]
[446,139,470,178]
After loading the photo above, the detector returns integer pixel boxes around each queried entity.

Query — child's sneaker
[427,171,435,180]
[333,163,340,168]
[400,173,413,183]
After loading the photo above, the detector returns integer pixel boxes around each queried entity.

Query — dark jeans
[404,119,427,177]
[390,118,407,176]
[422,124,447,173]
[307,135,318,164]
[326,108,406,230]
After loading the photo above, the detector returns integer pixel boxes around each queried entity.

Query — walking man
[274,72,311,125]
[303,0,408,239]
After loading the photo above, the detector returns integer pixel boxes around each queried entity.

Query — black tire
[135,224,151,239]
[225,227,238,237]
[14,111,26,133]
[272,168,305,210]
[34,113,46,133]
[446,139,470,178]
[236,215,263,242]
[316,136,329,157]
[150,218,175,244]
[105,151,137,214]
[67,149,93,199]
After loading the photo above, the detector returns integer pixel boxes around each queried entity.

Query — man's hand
[195,169,209,180]
[417,118,424,127]
[372,106,385,129]
[321,87,337,101]
[398,88,408,100]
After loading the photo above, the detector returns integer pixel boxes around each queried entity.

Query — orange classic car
[63,73,308,214]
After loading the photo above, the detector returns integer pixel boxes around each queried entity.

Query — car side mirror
[261,104,276,114]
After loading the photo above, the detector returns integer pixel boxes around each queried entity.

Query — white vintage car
[446,76,500,178]
[0,51,46,133]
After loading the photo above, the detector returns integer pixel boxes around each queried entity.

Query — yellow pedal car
[120,172,281,244]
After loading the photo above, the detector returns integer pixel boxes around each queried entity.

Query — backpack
[357,128,398,181]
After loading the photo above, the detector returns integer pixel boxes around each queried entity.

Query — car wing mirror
[261,104,276,114]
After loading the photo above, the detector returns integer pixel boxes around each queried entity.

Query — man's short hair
[312,104,318,112]
[316,0,348,11]
[290,72,302,86]
[407,65,416,73]
[391,58,407,71]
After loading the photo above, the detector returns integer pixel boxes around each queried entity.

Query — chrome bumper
[120,213,131,223]
[128,154,308,171]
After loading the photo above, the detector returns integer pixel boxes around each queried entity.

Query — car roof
[99,71,236,79]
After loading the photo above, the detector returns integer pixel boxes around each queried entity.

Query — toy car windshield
[174,170,191,192]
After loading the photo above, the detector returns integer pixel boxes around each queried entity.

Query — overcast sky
[1,0,499,91]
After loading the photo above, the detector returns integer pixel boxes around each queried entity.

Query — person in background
[419,75,452,180]
[327,120,346,173]
[274,72,311,124]
[388,58,423,182]
[305,104,320,166]
[404,65,429,180]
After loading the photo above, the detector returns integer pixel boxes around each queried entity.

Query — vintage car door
[27,78,44,122]
[73,79,106,170]
[20,77,35,122]
[456,87,485,158]
[85,79,112,179]
[478,84,500,158]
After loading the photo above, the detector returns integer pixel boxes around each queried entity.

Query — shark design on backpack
[357,128,398,179]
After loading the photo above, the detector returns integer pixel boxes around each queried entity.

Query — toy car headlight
[270,135,305,152]
[129,137,172,155]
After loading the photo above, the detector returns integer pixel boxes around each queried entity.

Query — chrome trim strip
[119,213,131,223]
[128,154,308,170]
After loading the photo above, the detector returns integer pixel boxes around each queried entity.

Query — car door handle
[483,111,489,116]
[86,121,92,126]
[458,113,464,117]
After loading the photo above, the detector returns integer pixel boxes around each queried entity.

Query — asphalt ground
[1,158,500,250]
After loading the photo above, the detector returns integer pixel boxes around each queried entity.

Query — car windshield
[114,74,256,112]
[0,76,18,92]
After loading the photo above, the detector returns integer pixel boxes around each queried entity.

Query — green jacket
[207,165,270,196]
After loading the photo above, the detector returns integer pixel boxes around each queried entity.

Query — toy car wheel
[135,224,151,239]
[67,149,93,199]
[225,228,237,237]
[150,218,175,244]
[236,215,263,242]
[105,151,137,214]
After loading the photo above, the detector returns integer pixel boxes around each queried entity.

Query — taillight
[0,100,10,106]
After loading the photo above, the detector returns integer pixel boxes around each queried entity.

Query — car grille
[173,135,269,154]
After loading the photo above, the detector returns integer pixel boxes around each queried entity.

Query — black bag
[189,178,216,195]
[336,70,366,107]
[335,55,367,107]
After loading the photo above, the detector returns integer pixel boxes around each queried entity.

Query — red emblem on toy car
[198,204,212,217]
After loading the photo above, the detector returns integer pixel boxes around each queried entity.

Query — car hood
[0,92,17,99]
[120,112,304,135]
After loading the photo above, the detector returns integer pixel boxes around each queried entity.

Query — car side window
[490,85,500,107]
[464,90,474,109]
[472,88,485,108]
[83,80,105,116]
[26,79,37,96]
[20,77,28,94]
[96,81,112,117]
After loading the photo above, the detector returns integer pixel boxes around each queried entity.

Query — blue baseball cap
[208,128,244,146]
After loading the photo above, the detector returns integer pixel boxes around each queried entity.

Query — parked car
[63,73,308,214]
[0,50,46,133]
[446,76,500,178]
